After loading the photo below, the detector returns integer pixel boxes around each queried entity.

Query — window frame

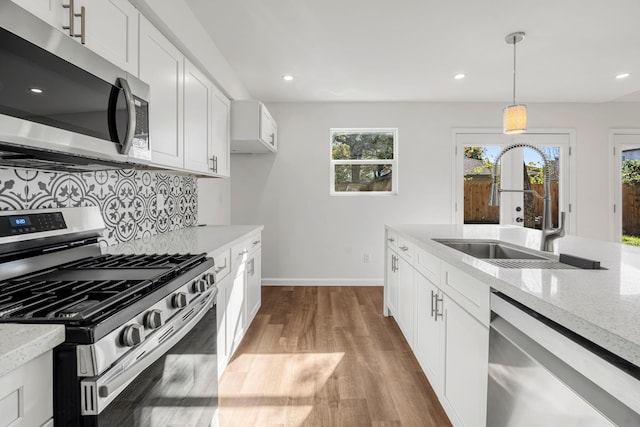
[329,127,398,196]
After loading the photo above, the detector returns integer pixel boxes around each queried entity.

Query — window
[330,128,397,195]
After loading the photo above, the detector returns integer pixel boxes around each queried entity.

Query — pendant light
[503,31,526,134]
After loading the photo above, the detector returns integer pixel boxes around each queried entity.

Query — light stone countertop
[387,224,640,367]
[102,225,264,256]
[0,324,64,378]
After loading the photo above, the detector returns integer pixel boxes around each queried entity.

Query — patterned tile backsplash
[0,168,197,246]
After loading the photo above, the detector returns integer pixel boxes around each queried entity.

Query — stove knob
[192,278,208,293]
[205,272,216,286]
[144,309,163,329]
[172,292,188,308]
[121,324,144,347]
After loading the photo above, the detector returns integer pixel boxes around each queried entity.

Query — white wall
[197,178,230,225]
[229,102,640,284]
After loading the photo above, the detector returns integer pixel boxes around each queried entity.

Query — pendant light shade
[503,32,526,134]
[503,104,527,134]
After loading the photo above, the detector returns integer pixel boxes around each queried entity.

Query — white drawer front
[386,230,398,251]
[397,237,414,262]
[211,247,231,281]
[415,246,440,284]
[248,233,262,253]
[441,263,490,325]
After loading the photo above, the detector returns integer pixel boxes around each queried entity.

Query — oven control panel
[0,211,67,237]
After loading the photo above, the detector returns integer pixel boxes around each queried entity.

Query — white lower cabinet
[246,239,262,321]
[396,254,415,347]
[384,230,490,427]
[415,272,444,394]
[385,249,398,316]
[0,351,53,427]
[441,296,489,427]
[213,247,231,378]
[214,231,263,378]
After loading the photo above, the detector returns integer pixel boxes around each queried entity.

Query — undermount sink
[433,239,545,260]
[433,239,602,270]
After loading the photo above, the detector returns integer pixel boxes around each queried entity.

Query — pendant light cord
[512,34,517,105]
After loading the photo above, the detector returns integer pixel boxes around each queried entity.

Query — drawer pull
[252,240,261,245]
[387,238,395,242]
[399,245,409,252]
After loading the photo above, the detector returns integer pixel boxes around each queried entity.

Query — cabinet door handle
[62,0,75,36]
[252,240,261,245]
[209,155,218,173]
[74,5,86,44]
[239,249,248,256]
[248,258,255,275]
[435,294,444,321]
[399,245,409,252]
[391,254,396,272]
[270,133,275,145]
[430,290,436,318]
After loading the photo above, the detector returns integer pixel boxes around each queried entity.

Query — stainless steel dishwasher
[487,292,640,426]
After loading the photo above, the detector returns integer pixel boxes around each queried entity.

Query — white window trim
[452,128,576,235]
[329,128,398,196]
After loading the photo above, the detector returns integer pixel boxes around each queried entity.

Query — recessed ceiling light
[616,73,631,79]
[29,88,43,94]
[453,73,466,80]
[282,75,294,81]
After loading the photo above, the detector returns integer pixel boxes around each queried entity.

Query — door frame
[609,129,640,242]
[452,128,577,235]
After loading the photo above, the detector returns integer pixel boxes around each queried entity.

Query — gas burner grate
[0,252,210,324]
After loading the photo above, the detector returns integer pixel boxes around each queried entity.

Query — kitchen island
[385,224,640,427]
[387,224,640,365]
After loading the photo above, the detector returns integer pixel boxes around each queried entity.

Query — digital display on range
[9,216,31,227]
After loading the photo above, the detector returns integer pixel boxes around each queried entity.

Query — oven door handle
[80,287,217,415]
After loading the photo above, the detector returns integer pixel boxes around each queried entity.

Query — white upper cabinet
[211,85,231,177]
[76,0,139,75]
[183,59,212,174]
[231,101,278,153]
[12,0,138,75]
[139,15,184,169]
[11,0,64,28]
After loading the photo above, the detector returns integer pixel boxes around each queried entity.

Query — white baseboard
[262,278,383,287]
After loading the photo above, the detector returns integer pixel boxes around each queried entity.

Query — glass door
[456,132,571,231]
[611,132,640,245]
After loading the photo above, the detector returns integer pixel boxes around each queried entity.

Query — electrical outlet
[363,253,370,264]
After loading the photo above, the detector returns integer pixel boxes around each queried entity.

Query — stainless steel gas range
[0,207,218,426]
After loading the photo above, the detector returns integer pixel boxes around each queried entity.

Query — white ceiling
[184,0,640,103]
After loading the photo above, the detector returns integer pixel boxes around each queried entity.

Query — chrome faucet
[488,143,565,251]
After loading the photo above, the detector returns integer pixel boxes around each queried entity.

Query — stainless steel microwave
[0,1,150,171]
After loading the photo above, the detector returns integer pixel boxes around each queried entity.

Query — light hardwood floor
[219,286,452,426]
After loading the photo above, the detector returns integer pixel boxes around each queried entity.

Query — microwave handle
[116,77,136,155]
